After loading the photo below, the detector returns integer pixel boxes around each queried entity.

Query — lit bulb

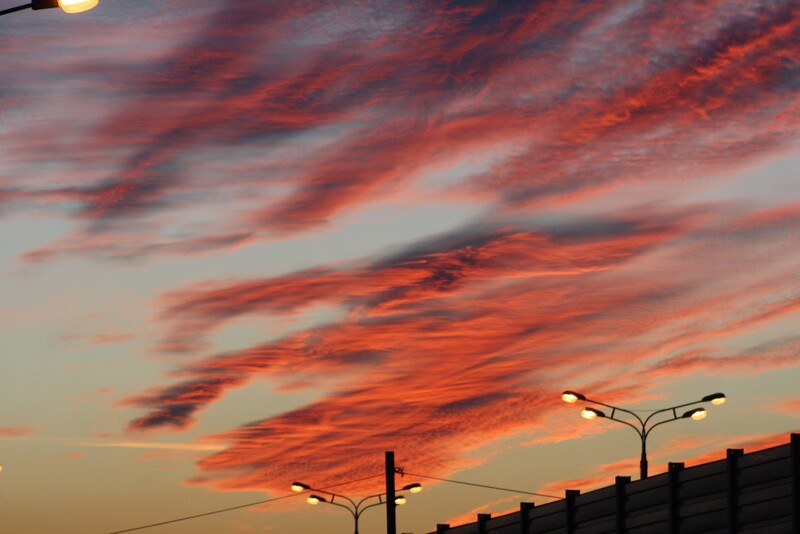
[562,392,579,403]
[581,408,598,420]
[691,408,707,421]
[711,396,726,406]
[307,496,321,505]
[58,0,99,13]
[394,495,407,505]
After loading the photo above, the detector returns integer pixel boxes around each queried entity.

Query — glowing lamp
[683,408,707,421]
[581,407,604,420]
[402,483,422,493]
[291,482,310,493]
[562,390,585,403]
[394,495,407,505]
[702,392,727,406]
[307,495,325,505]
[58,0,99,13]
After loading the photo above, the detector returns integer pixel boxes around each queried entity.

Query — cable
[102,469,558,533]
[104,494,294,534]
[403,472,560,500]
[102,473,384,534]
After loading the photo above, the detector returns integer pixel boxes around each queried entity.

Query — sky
[0,1,799,532]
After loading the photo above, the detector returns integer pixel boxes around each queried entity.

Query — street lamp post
[1,0,98,17]
[291,481,422,534]
[561,390,726,479]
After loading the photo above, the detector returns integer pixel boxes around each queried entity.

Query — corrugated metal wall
[430,433,799,534]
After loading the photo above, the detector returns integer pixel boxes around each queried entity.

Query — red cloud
[776,396,800,415]
[157,218,686,352]
[3,1,797,262]
[126,200,800,493]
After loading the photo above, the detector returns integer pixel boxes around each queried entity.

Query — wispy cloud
[3,0,799,504]
[76,441,225,452]
[124,199,800,492]
[2,1,797,262]
[0,426,36,439]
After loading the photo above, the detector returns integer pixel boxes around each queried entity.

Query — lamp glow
[562,390,585,403]
[683,407,707,421]
[58,0,98,13]
[582,407,604,419]
[394,495,407,505]
[291,482,310,493]
[307,495,325,505]
[402,483,422,493]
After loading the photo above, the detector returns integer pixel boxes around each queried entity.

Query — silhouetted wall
[430,433,800,534]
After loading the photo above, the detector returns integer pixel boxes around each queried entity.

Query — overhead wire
[102,472,384,534]
[402,471,561,500]
[103,469,562,533]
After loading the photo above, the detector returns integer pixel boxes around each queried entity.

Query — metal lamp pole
[562,391,726,479]
[292,481,421,534]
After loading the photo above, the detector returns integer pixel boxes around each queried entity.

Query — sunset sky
[1,1,799,533]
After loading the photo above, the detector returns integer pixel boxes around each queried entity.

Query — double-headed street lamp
[291,481,422,534]
[0,0,98,17]
[561,390,726,479]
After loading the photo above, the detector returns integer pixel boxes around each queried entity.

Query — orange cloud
[4,2,797,262]
[0,426,35,439]
[125,198,800,494]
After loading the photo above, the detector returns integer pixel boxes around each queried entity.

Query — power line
[102,469,560,533]
[402,472,561,500]
[102,473,384,534]
[104,494,294,534]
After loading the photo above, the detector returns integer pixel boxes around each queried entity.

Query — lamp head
[291,482,310,493]
[683,407,707,421]
[702,392,726,406]
[58,0,99,13]
[402,483,422,493]
[31,0,99,13]
[562,390,586,403]
[581,407,605,419]
[394,495,407,505]
[307,495,326,505]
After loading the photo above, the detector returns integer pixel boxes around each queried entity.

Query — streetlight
[291,481,422,534]
[561,390,726,479]
[1,0,98,17]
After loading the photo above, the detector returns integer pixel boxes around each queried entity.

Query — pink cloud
[123,199,800,494]
[2,1,797,262]
[776,397,800,415]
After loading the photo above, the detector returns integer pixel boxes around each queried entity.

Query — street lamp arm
[601,411,645,438]
[584,397,646,427]
[355,492,385,510]
[0,3,33,16]
[323,498,358,519]
[643,413,683,440]
[642,398,707,426]
[356,499,388,518]
[318,490,358,509]
[1,0,99,16]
